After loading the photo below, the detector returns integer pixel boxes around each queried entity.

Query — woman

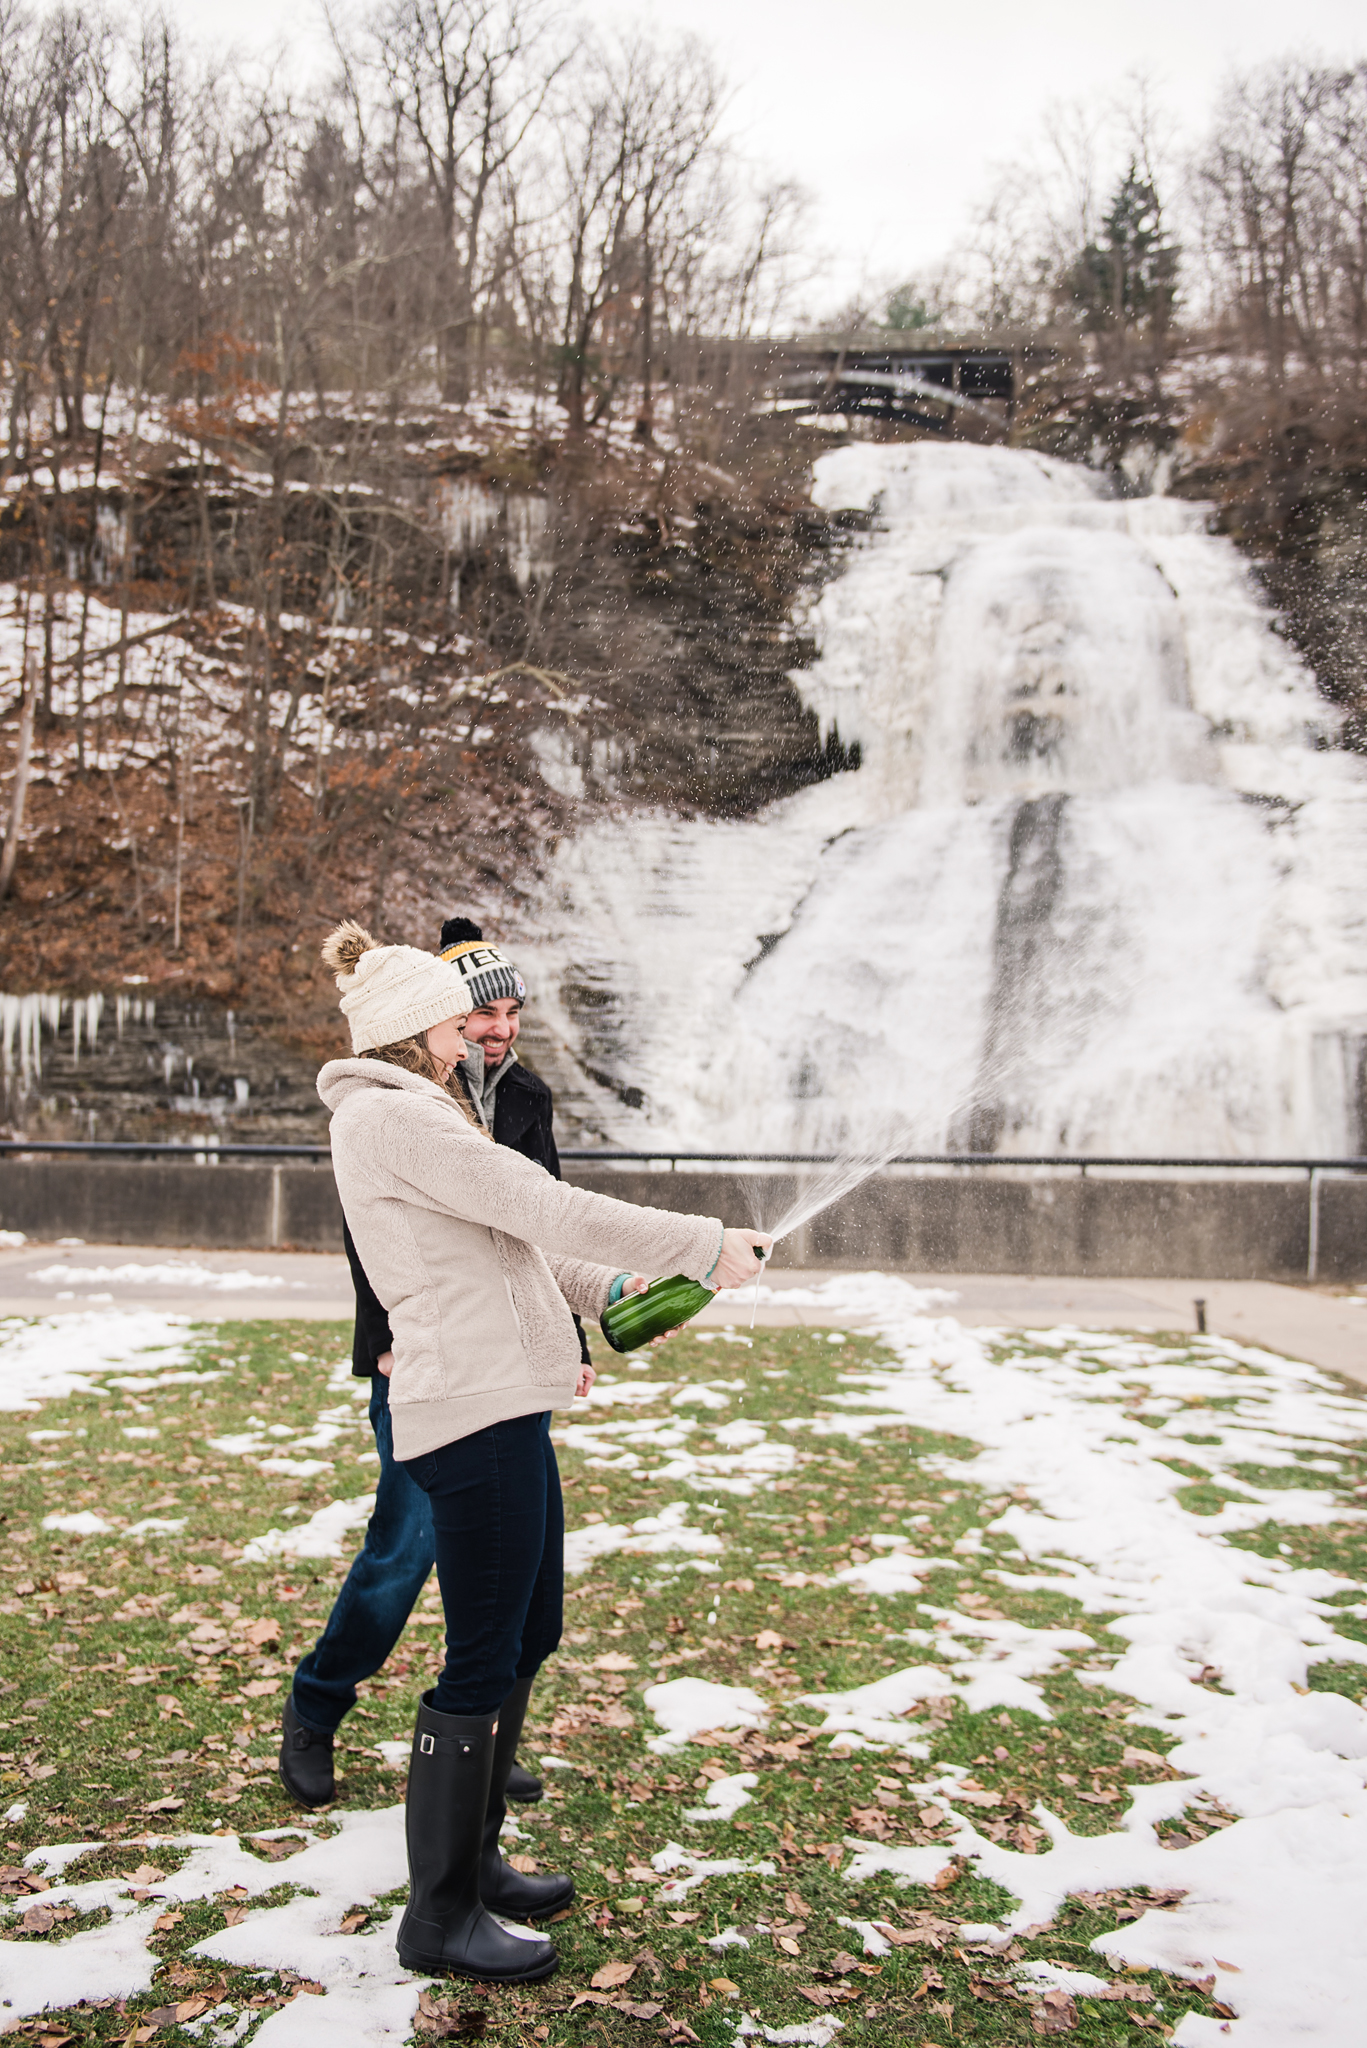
[317,920,769,1985]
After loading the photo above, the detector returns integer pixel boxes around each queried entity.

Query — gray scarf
[459,1040,519,1129]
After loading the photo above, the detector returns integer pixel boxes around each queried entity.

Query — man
[279,919,581,1806]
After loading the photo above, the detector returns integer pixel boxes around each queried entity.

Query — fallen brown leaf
[253,1837,308,1862]
[1031,1987,1079,2034]
[590,1959,637,1990]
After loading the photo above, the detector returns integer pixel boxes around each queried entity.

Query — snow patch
[563,1499,725,1575]
[644,1678,769,1753]
[1,1810,418,2040]
[0,1309,196,1409]
[684,1770,759,1822]
[41,1511,114,1535]
[32,1261,289,1291]
[650,1841,777,1900]
[238,1493,375,1563]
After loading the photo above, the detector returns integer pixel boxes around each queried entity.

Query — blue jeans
[401,1411,564,1717]
[291,1375,435,1734]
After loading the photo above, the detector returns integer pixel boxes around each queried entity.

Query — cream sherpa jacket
[318,1058,725,1459]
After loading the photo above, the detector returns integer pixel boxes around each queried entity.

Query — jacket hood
[317,1055,451,1114]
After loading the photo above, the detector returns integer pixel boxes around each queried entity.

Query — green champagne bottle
[599,1273,717,1353]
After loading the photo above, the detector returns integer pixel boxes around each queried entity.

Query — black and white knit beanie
[437,917,528,1008]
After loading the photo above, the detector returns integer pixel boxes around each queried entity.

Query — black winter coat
[343,1059,592,1374]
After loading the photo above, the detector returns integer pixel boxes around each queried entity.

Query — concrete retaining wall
[0,1156,1362,1279]
[0,1159,344,1252]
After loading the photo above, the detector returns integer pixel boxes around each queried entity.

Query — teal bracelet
[608,1273,630,1305]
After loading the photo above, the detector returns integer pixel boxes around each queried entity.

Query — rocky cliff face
[1,411,864,1144]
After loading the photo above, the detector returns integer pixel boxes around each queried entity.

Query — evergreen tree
[1069,165,1178,332]
[884,283,934,331]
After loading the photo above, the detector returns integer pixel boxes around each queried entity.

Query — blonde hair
[364,1033,489,1136]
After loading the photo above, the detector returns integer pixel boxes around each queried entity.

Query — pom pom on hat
[438,918,528,1008]
[322,917,472,1055]
[321,918,378,983]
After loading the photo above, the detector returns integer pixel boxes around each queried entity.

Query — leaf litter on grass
[2,1283,1365,2041]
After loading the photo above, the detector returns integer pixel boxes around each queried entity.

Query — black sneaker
[505,1758,543,1804]
[278,1697,336,1807]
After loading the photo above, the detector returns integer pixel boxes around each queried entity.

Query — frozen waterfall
[525,442,1367,1156]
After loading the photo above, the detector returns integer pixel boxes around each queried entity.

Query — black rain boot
[278,1697,336,1807]
[480,1675,573,1921]
[506,1759,543,1804]
[396,1692,557,1983]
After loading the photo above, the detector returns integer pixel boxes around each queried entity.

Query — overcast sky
[171,0,1364,313]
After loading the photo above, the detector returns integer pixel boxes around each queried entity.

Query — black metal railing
[2,1140,1364,1172]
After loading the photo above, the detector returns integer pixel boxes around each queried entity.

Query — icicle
[438,477,501,554]
[507,496,551,592]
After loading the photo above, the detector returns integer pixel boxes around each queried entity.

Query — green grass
[6,1315,1357,2042]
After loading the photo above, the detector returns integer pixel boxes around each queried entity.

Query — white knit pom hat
[321,919,471,1055]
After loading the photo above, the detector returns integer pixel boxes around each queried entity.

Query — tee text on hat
[437,918,528,1008]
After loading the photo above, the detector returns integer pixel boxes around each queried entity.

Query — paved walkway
[1,1243,1362,1388]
